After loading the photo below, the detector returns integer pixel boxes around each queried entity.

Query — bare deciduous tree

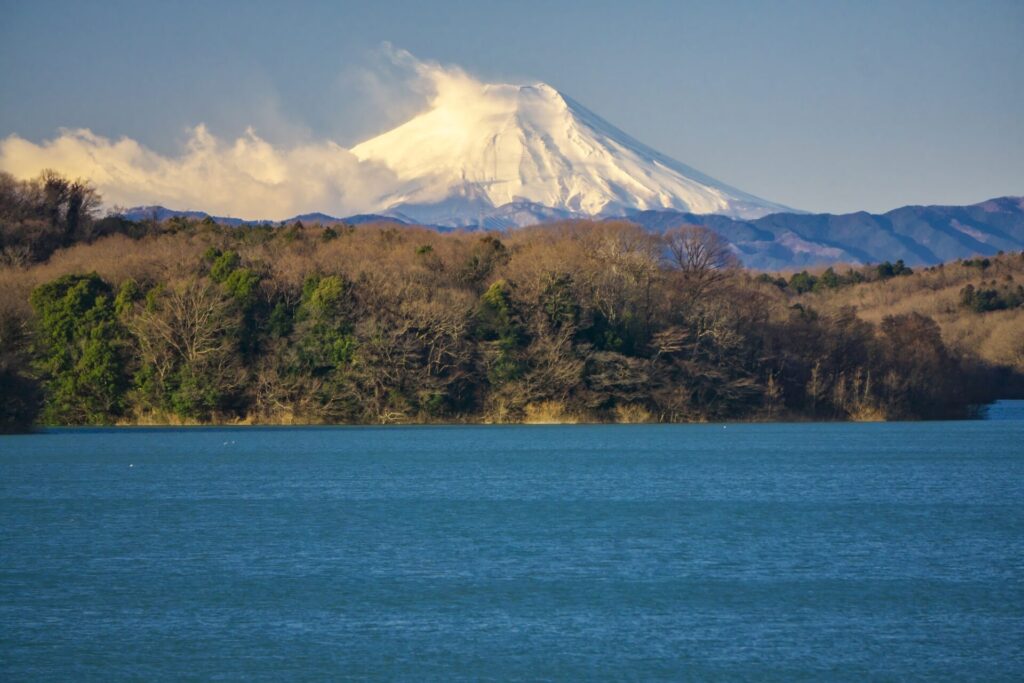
[662,225,740,301]
[128,278,243,414]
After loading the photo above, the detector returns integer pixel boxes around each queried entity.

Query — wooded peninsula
[2,172,1022,431]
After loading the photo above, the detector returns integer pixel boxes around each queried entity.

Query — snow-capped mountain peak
[351,77,789,224]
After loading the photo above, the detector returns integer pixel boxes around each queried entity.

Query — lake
[2,406,1023,680]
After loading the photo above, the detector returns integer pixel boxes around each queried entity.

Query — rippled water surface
[2,408,1023,680]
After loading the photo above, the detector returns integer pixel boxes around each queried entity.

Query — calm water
[2,408,1023,680]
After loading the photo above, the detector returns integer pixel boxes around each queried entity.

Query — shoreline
[9,402,1018,435]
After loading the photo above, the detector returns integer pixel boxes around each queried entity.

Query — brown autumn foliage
[791,254,1024,373]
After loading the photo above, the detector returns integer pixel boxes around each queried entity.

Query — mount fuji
[351,80,790,227]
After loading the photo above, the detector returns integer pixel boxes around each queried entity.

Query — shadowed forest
[2,172,1023,431]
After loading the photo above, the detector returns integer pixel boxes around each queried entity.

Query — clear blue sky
[1,0,1021,213]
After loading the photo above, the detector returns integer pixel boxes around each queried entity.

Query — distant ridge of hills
[120,196,1024,269]
[621,196,1024,269]
[120,206,408,227]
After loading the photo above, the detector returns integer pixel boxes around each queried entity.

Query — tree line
[1,172,1020,431]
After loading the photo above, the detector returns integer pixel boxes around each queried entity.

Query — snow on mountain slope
[351,79,790,224]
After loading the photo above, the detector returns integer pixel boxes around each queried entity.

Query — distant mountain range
[622,196,1024,269]
[121,195,1024,269]
[121,206,406,228]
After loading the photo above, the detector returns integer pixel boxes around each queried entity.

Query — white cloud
[0,45,480,221]
[382,43,499,115]
[0,125,402,220]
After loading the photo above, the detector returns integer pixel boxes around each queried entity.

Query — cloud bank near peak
[0,125,405,220]
[0,46,484,220]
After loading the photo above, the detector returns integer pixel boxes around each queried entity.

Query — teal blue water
[2,410,1023,680]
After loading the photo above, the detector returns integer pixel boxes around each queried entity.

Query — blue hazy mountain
[620,196,1024,269]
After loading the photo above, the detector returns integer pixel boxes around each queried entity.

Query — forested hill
[2,173,1022,431]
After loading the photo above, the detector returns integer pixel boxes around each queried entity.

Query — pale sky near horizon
[0,0,1021,214]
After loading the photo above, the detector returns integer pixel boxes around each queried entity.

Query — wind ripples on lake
[2,414,1023,680]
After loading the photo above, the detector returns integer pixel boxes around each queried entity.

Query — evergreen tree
[30,273,127,424]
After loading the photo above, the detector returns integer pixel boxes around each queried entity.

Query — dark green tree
[30,273,127,424]
[788,271,817,294]
[476,280,526,384]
